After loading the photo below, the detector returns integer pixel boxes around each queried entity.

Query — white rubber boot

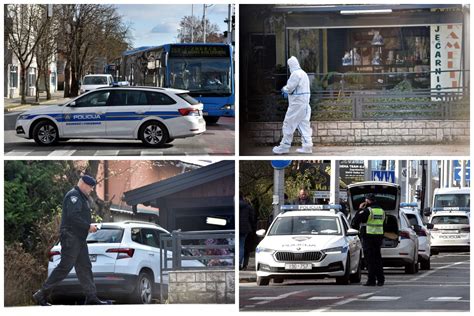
[272,145,290,154]
[296,146,313,154]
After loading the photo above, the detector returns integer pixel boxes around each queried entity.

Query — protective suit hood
[288,56,301,73]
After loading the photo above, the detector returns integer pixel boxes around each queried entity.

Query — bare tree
[5,4,51,104]
[177,15,223,43]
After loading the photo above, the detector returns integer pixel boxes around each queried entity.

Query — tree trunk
[20,64,27,104]
[44,68,51,100]
[64,60,70,97]
[35,72,40,103]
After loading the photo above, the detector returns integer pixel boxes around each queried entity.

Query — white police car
[15,86,206,147]
[255,205,362,286]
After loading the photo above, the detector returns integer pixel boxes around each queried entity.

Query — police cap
[81,175,96,187]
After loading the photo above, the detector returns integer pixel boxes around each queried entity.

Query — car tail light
[49,250,60,262]
[399,231,411,239]
[417,229,428,237]
[106,248,135,259]
[461,226,470,232]
[178,108,200,116]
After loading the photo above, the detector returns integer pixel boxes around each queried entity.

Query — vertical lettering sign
[431,24,463,99]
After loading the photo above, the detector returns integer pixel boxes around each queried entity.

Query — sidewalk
[239,255,257,283]
[241,143,470,156]
[4,91,72,113]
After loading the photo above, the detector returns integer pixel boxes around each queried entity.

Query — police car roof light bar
[280,204,342,212]
[400,202,418,208]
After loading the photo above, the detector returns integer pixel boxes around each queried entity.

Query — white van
[80,74,114,94]
[431,187,470,212]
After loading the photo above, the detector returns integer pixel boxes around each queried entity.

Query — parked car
[400,203,433,270]
[15,86,206,147]
[48,221,204,304]
[255,204,362,286]
[424,187,470,215]
[347,181,419,274]
[429,210,470,252]
[80,74,114,94]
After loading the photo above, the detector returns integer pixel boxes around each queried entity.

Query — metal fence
[159,230,235,302]
[245,87,469,122]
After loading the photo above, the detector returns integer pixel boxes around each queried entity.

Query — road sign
[271,160,292,169]
[453,160,470,182]
[372,170,396,183]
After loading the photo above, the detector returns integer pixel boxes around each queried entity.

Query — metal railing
[245,87,469,122]
[159,230,235,302]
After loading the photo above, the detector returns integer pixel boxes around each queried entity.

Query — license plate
[285,263,312,270]
[89,255,97,262]
[439,235,461,239]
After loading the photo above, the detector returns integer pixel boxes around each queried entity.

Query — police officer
[351,193,386,286]
[33,175,110,305]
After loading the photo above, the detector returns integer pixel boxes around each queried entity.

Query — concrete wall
[168,270,235,304]
[247,120,470,145]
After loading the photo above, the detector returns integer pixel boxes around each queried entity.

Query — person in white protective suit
[273,56,313,154]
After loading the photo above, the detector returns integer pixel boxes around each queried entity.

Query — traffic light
[415,189,422,201]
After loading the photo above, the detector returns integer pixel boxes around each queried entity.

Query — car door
[341,215,360,271]
[140,228,164,284]
[105,90,151,137]
[61,90,109,137]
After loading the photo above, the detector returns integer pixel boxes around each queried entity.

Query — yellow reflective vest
[366,207,385,235]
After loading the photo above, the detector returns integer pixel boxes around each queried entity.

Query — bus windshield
[168,57,232,96]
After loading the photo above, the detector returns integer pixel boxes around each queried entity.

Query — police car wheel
[139,121,169,147]
[32,120,59,145]
[256,276,270,286]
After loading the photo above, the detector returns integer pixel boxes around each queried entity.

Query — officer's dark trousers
[362,235,385,284]
[42,230,97,297]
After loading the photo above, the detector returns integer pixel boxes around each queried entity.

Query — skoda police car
[255,205,362,286]
[15,86,206,147]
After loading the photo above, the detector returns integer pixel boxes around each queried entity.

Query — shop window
[288,29,321,75]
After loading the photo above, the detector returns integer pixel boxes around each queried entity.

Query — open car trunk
[347,181,401,246]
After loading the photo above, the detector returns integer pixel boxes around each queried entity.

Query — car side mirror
[256,229,266,237]
[423,207,432,217]
[68,101,76,107]
[346,228,359,236]
[413,224,422,232]
[426,223,434,229]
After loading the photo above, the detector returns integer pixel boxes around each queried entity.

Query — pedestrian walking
[33,175,110,305]
[351,193,386,286]
[239,193,257,270]
[273,56,313,154]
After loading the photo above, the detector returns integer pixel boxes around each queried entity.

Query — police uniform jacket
[350,203,383,237]
[60,186,92,239]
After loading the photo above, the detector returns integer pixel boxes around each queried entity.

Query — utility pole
[202,4,213,43]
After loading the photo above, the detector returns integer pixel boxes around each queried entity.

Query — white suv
[15,86,206,147]
[48,221,204,304]
[429,210,470,252]
[80,74,114,94]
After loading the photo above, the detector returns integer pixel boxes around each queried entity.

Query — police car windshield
[431,215,469,225]
[87,228,124,243]
[434,194,470,208]
[269,216,342,236]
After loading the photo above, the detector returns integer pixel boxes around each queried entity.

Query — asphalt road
[239,251,470,312]
[4,112,235,156]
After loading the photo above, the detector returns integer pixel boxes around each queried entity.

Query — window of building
[9,65,18,88]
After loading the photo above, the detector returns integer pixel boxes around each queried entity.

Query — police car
[15,86,206,147]
[255,204,362,286]
[429,209,470,252]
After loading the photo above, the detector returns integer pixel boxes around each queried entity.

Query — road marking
[94,150,120,156]
[366,296,401,301]
[48,150,77,156]
[249,290,304,301]
[409,261,467,282]
[308,296,344,300]
[357,292,375,298]
[5,150,33,156]
[140,150,163,156]
[427,297,469,302]
[243,305,255,308]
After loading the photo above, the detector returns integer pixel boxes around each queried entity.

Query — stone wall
[168,270,235,304]
[247,120,470,145]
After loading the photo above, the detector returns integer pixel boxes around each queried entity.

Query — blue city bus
[114,43,234,124]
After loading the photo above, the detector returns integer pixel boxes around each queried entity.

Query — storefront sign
[339,160,365,186]
[431,24,463,98]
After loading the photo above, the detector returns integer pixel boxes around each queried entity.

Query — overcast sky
[114,4,230,48]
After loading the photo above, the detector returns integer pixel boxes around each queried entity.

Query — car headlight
[322,246,348,254]
[256,247,274,254]
[17,114,30,120]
